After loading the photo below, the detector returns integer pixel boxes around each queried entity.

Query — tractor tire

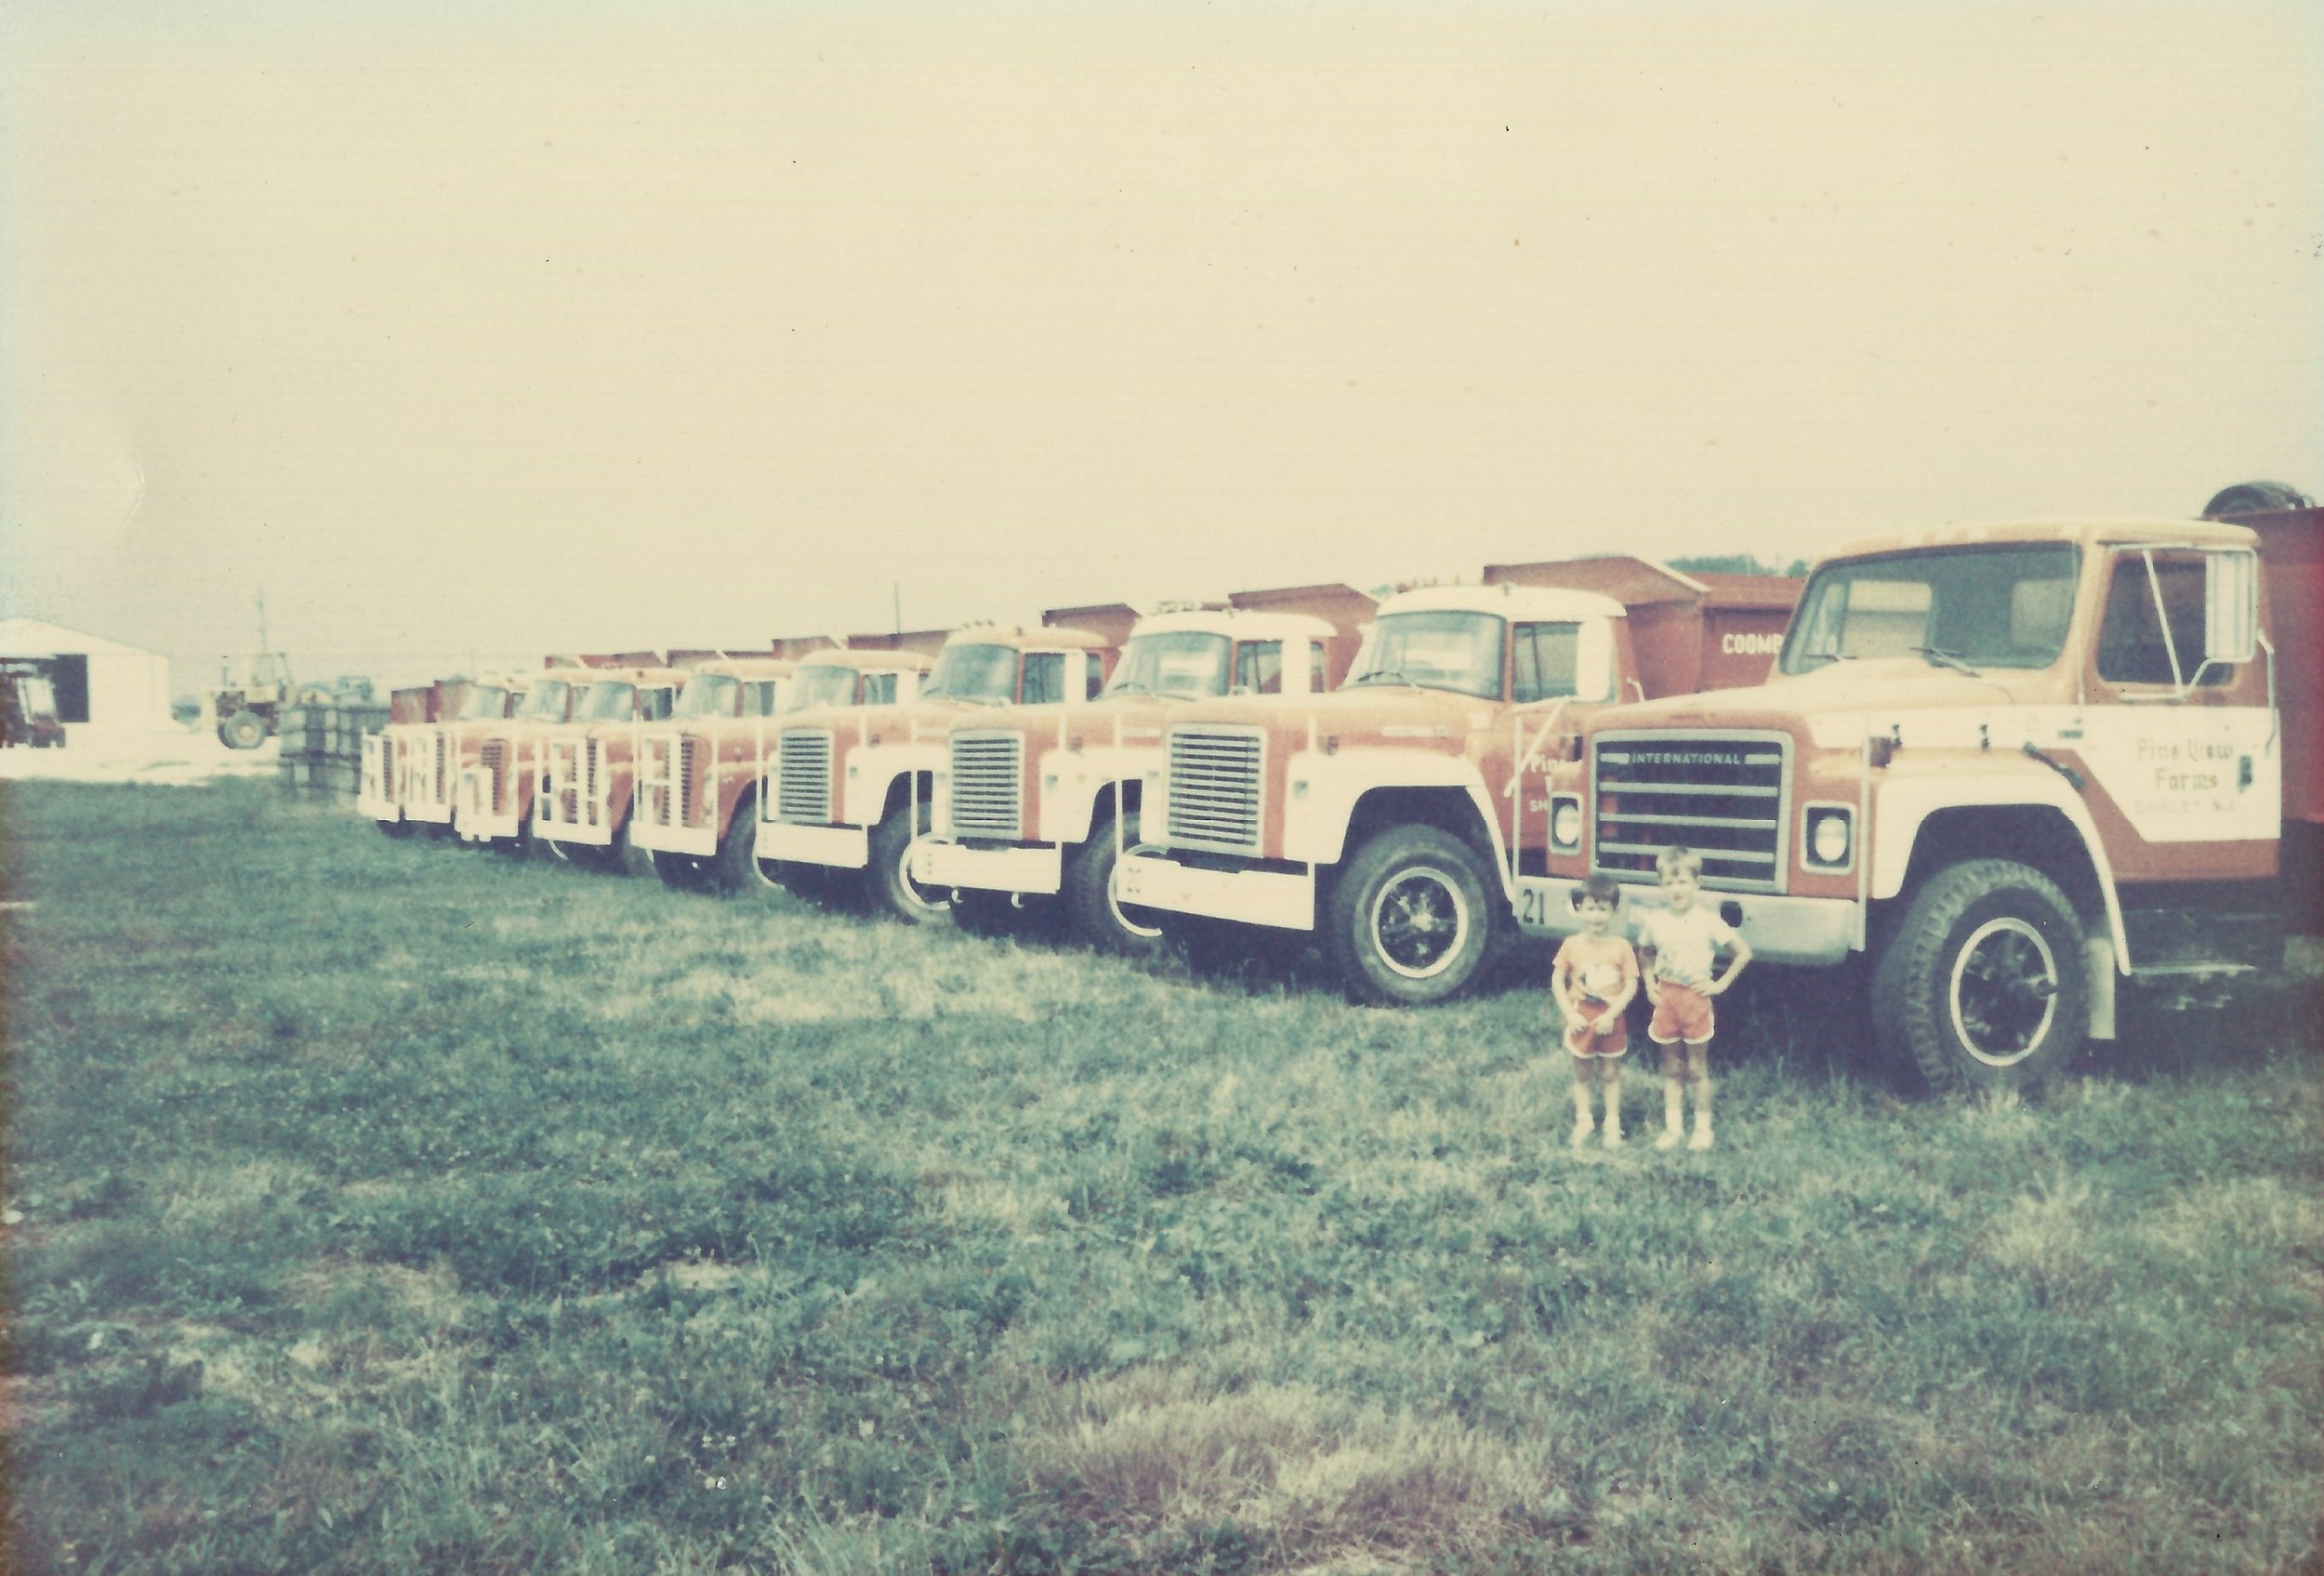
[1871,858,2091,1093]
[1062,814,1168,959]
[1322,825,1499,1006]
[221,711,268,750]
[712,794,787,905]
[865,800,951,926]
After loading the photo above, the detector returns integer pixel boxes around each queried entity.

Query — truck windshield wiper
[1912,644,1982,677]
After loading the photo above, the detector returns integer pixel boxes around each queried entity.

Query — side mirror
[2205,550,2259,667]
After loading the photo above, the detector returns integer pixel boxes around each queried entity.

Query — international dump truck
[360,679,464,832]
[633,637,944,895]
[911,587,1377,953]
[533,665,688,873]
[390,676,531,835]
[758,616,1124,923]
[1117,559,1801,1002]
[1543,494,2322,1091]
[451,667,597,851]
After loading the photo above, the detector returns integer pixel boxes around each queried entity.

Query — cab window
[1511,622,1581,704]
[861,672,897,706]
[1085,652,1105,699]
[2098,551,2227,687]
[1021,654,1065,705]
[1234,642,1285,695]
[1310,641,1329,693]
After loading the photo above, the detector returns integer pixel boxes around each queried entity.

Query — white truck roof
[1375,584,1628,624]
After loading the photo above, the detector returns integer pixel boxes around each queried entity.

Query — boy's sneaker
[1688,1125,1714,1151]
[1654,1127,1682,1150]
[1604,1126,1625,1149]
[1569,1120,1593,1149]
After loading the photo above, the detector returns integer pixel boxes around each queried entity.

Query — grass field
[5,780,2320,1575]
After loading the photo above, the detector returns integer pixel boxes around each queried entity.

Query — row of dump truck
[359,487,2322,1093]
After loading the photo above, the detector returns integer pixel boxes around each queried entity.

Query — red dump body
[1482,557,1802,701]
[2216,505,2324,828]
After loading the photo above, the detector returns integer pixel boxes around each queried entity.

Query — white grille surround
[777,731,835,824]
[1164,726,1266,854]
[1590,729,1791,894]
[949,732,1024,839]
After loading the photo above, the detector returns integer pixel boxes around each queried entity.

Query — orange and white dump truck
[910,587,1377,952]
[451,667,597,851]
[632,636,944,895]
[1555,497,2322,1091]
[532,665,688,873]
[758,616,1123,923]
[377,676,530,836]
[361,680,462,834]
[1116,560,1801,1002]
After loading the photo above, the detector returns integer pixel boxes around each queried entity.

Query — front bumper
[756,820,868,869]
[910,838,1063,895]
[1514,877,1860,964]
[454,765,522,842]
[1116,853,1315,931]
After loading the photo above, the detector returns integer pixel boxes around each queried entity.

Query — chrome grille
[1165,727,1263,853]
[431,732,449,804]
[1591,731,1789,894]
[777,732,833,824]
[949,732,1023,839]
[585,738,604,825]
[680,735,706,828]
[480,739,508,813]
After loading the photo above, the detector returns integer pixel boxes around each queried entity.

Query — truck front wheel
[1063,814,1167,958]
[867,801,952,926]
[1324,826,1499,1006]
[1872,858,2091,1093]
[712,793,786,904]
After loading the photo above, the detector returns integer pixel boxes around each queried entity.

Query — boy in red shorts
[1550,874,1640,1148]
[1633,845,1751,1151]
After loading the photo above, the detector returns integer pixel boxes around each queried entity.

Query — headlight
[1551,799,1583,849]
[1808,809,1851,867]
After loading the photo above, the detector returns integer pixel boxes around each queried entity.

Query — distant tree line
[1669,553,1812,579]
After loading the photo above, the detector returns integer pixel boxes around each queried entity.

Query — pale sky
[3,0,2317,696]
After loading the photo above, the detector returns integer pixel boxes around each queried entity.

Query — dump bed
[1481,555,1802,699]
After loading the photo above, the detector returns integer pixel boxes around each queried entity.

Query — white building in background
[0,618,175,734]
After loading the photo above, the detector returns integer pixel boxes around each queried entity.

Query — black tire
[1062,814,1168,958]
[712,792,786,904]
[2202,480,2312,517]
[1871,858,2091,1093]
[609,816,655,880]
[221,711,268,750]
[375,818,415,840]
[865,798,951,926]
[651,847,711,890]
[1323,825,1499,1006]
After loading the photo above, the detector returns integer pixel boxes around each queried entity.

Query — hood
[1595,657,2037,730]
[1169,684,1486,735]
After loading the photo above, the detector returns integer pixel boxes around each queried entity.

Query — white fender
[1285,747,1512,887]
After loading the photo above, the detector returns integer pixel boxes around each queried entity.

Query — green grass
[5,780,2320,1574]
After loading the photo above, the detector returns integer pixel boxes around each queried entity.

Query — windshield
[793,664,859,709]
[456,685,510,721]
[513,680,569,722]
[1782,545,2079,673]
[1107,631,1231,698]
[578,682,637,722]
[1347,611,1504,699]
[17,678,56,716]
[923,643,1017,705]
[674,674,738,719]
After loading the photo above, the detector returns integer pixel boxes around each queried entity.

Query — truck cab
[1117,560,1800,1003]
[911,588,1374,953]
[757,618,1120,923]
[452,668,595,849]
[633,640,942,896]
[1571,514,2304,1091]
[0,662,65,750]
[534,666,688,873]
[397,677,527,833]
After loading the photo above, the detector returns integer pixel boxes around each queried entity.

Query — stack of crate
[276,705,390,796]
